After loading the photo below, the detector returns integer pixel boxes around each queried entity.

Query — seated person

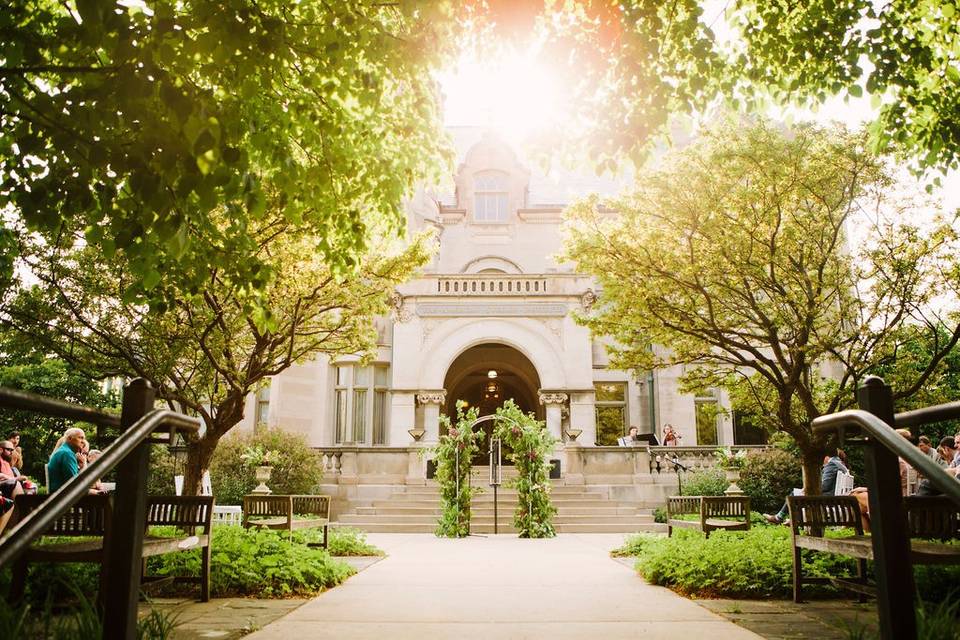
[917,437,960,496]
[662,424,680,446]
[618,426,642,446]
[0,440,24,533]
[8,447,36,495]
[765,450,849,524]
[918,435,945,465]
[86,449,107,493]
[48,427,102,494]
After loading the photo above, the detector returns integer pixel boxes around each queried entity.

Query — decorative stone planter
[724,468,744,496]
[252,465,273,495]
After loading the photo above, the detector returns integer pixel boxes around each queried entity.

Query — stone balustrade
[317,449,342,476]
[647,445,769,475]
[435,275,549,296]
[314,444,770,487]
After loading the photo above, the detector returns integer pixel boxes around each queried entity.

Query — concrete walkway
[248,533,762,640]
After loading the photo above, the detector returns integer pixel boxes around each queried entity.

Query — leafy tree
[870,323,960,437]
[563,118,960,492]
[0,0,455,303]
[2,210,433,494]
[477,1,960,173]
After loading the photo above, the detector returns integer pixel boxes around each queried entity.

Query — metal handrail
[0,386,122,428]
[894,400,960,429]
[812,409,960,507]
[0,408,201,568]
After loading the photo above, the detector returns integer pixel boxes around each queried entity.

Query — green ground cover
[613,527,960,603]
[1,526,381,606]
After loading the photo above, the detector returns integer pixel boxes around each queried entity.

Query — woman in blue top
[47,428,87,493]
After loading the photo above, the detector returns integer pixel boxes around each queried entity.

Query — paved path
[248,533,762,640]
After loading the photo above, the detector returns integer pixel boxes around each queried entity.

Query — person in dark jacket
[764,450,849,524]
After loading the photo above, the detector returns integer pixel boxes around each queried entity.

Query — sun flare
[439,46,567,143]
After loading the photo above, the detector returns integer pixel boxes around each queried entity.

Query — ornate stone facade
[242,127,737,455]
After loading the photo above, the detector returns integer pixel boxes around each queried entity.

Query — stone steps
[331,522,668,534]
[338,513,655,525]
[355,506,647,516]
[332,477,664,534]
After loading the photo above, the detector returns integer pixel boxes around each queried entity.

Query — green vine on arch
[433,401,484,538]
[494,400,558,538]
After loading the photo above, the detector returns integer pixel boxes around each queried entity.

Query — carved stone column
[538,391,568,445]
[416,390,446,443]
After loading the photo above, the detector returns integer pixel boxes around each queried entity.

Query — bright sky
[437,14,960,212]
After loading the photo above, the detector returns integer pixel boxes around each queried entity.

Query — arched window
[474,171,509,222]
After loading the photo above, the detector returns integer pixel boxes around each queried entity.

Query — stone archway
[443,344,541,464]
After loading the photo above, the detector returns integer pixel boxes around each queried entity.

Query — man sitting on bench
[765,450,849,525]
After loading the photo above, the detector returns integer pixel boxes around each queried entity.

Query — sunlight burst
[439,46,567,143]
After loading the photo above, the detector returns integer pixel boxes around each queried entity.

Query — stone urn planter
[723,468,744,496]
[252,465,273,495]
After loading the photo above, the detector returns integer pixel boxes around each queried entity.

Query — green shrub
[634,527,856,598]
[630,527,960,603]
[738,448,802,514]
[0,561,99,610]
[653,506,667,523]
[209,428,324,505]
[0,581,179,639]
[148,526,353,597]
[319,527,384,557]
[148,445,177,496]
[611,533,661,557]
[680,468,728,497]
[916,593,960,640]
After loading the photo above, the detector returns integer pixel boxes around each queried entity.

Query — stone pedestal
[405,444,429,485]
[338,449,359,485]
[562,442,585,485]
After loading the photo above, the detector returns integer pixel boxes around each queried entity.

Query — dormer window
[474,171,509,222]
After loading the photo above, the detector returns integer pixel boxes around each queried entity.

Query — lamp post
[170,434,189,496]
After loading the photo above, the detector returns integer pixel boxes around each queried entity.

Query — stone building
[235,128,766,519]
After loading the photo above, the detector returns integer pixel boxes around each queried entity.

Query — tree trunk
[183,435,220,496]
[800,449,823,496]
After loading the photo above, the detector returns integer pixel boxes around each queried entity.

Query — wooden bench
[666,495,751,537]
[9,494,214,602]
[242,494,330,548]
[787,495,960,603]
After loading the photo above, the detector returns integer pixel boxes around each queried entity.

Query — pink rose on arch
[449,428,459,438]
[528,451,537,460]
[512,427,521,436]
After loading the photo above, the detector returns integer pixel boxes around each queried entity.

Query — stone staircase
[333,471,668,534]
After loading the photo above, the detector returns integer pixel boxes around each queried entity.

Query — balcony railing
[435,275,549,296]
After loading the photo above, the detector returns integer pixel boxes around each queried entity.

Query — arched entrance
[442,343,542,464]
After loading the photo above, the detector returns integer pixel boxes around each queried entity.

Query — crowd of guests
[0,427,108,534]
[762,428,960,531]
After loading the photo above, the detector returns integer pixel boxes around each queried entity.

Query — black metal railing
[811,376,960,640]
[0,379,200,640]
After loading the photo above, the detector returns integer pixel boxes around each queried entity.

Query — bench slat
[11,494,213,604]
[788,495,960,603]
